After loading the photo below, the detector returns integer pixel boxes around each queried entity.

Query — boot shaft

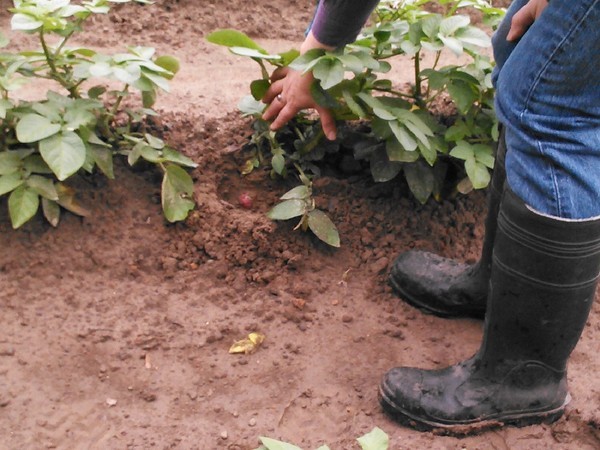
[480,187,600,372]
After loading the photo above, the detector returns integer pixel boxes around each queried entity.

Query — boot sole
[389,275,486,320]
[378,380,569,436]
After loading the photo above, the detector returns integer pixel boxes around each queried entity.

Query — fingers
[507,7,533,41]
[262,78,284,105]
[507,0,548,41]
[269,66,289,82]
[316,106,337,141]
[269,103,301,131]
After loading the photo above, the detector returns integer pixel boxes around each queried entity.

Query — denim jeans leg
[493,0,600,219]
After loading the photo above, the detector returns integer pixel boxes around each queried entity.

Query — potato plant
[0,0,196,229]
[208,0,505,247]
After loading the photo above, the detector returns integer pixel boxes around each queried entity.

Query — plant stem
[111,84,130,117]
[40,29,80,98]
[414,50,424,107]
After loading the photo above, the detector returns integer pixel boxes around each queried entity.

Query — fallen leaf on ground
[229,332,265,354]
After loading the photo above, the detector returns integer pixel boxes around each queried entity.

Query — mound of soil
[1,1,598,449]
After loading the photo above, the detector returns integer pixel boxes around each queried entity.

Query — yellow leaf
[229,332,266,354]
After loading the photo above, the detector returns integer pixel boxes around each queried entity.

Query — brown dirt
[1,1,599,449]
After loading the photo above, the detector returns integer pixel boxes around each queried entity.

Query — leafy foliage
[208,0,505,247]
[0,0,196,229]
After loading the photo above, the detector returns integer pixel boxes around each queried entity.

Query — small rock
[220,431,228,440]
[106,398,117,407]
[0,346,15,357]
[248,417,257,427]
[342,314,354,323]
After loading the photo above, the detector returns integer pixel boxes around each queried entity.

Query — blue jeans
[492,0,600,219]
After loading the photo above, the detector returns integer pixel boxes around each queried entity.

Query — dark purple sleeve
[310,0,380,47]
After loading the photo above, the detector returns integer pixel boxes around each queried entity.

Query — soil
[1,1,599,449]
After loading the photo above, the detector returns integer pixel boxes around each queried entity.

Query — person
[261,0,600,433]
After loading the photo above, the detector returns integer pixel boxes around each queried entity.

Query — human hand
[261,67,337,140]
[507,0,549,41]
[261,31,337,141]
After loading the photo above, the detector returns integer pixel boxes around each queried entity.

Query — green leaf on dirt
[162,164,195,222]
[307,209,340,247]
[267,199,306,221]
[8,185,39,229]
[357,427,389,450]
[15,114,61,143]
[256,437,302,450]
[39,131,87,181]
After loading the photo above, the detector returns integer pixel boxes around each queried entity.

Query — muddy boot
[389,131,507,319]
[379,187,600,433]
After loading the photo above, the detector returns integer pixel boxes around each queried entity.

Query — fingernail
[327,131,336,141]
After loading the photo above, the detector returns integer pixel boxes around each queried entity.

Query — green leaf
[230,47,281,61]
[206,29,265,52]
[161,148,197,168]
[370,145,402,182]
[386,138,419,163]
[271,153,285,175]
[39,131,87,181]
[11,13,43,31]
[389,121,417,151]
[447,80,477,113]
[154,55,180,77]
[26,175,58,200]
[404,161,435,204]
[357,427,389,450]
[0,31,8,47]
[8,185,39,229]
[0,173,24,196]
[449,141,474,160]
[307,209,340,247]
[439,15,470,36]
[257,437,302,450]
[438,35,463,56]
[456,27,491,48]
[250,79,271,101]
[342,89,366,118]
[313,58,345,90]
[15,114,61,143]
[23,154,53,175]
[0,152,22,175]
[89,145,115,179]
[41,197,60,227]
[162,164,195,223]
[465,157,491,189]
[280,185,309,200]
[238,95,266,116]
[267,199,306,221]
[0,99,13,118]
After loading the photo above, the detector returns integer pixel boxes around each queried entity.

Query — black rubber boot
[379,187,600,434]
[389,132,507,319]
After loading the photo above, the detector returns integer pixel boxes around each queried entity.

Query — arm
[262,1,380,140]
